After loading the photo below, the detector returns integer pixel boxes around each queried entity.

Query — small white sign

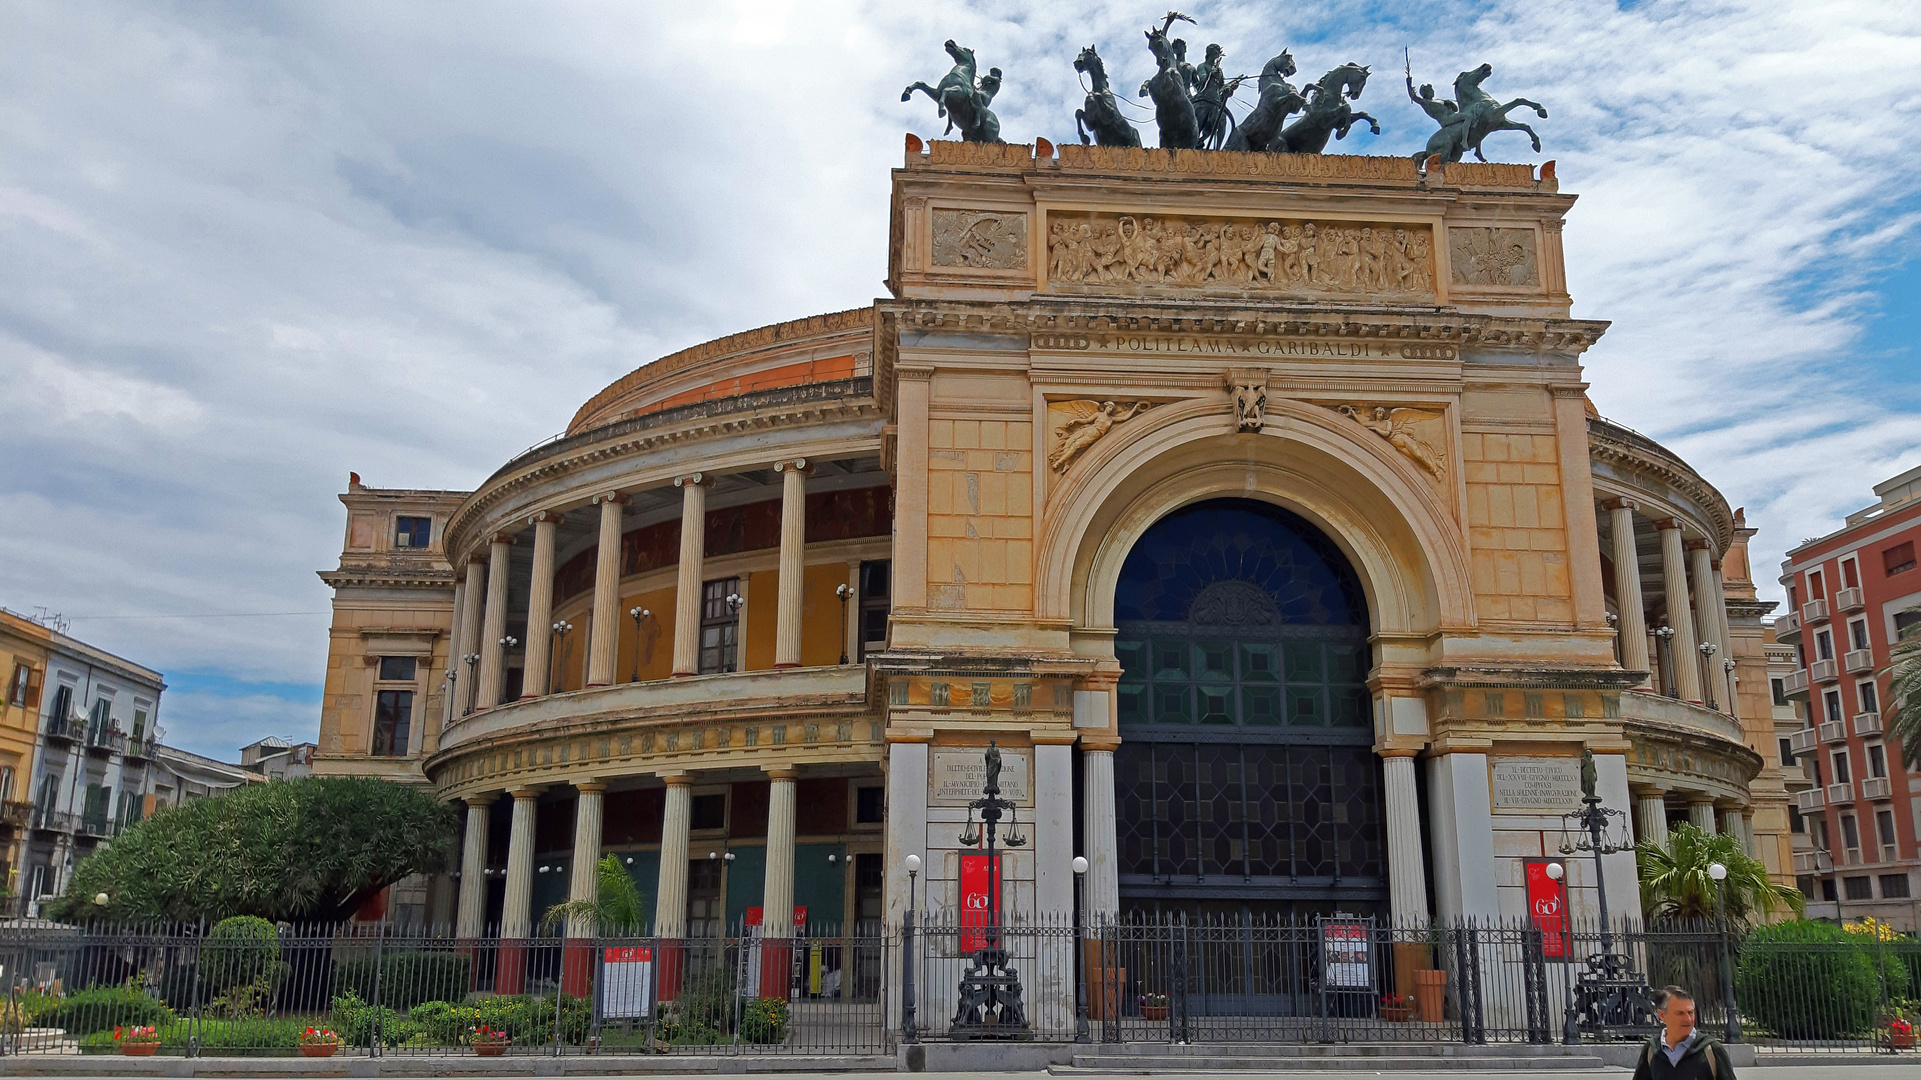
[931,749,1031,806]
[1491,757,1583,810]
[599,947,653,1019]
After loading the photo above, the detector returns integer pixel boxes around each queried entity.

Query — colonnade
[1599,498,1734,709]
[450,459,829,714]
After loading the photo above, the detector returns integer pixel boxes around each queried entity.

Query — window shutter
[24,671,40,710]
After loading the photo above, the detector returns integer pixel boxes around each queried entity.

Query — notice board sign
[1525,860,1570,959]
[599,946,652,1018]
[1318,918,1372,990]
[958,853,1002,953]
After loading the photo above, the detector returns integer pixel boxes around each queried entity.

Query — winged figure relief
[1049,400,1152,472]
[1339,404,1447,480]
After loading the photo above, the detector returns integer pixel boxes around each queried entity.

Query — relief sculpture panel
[1046,211,1435,297]
[1448,227,1539,287]
[932,209,1029,269]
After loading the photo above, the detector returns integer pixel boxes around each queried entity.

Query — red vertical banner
[1525,860,1569,958]
[959,853,1001,952]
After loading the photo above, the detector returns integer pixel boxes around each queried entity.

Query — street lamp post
[903,853,921,1043]
[550,620,573,694]
[1555,747,1654,1038]
[725,594,744,673]
[1707,861,1740,1043]
[1655,626,1677,698]
[1722,657,1738,717]
[628,607,649,682]
[463,653,481,714]
[835,584,854,665]
[1073,855,1090,1043]
[1699,642,1719,709]
[1546,860,1579,1045]
[953,741,1030,1037]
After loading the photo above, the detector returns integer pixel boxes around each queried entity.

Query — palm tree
[540,854,648,934]
[1886,624,1921,770]
[1638,823,1804,924]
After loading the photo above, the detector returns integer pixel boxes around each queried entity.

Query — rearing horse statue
[1223,51,1306,153]
[1138,12,1200,150]
[1413,62,1546,163]
[1278,62,1380,154]
[1073,45,1141,147]
[902,40,1004,144]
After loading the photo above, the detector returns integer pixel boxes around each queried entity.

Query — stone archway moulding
[1039,397,1475,642]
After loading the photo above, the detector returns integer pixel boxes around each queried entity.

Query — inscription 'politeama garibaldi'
[1031,332,1458,362]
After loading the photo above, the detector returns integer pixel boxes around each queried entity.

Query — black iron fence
[0,915,1913,1057]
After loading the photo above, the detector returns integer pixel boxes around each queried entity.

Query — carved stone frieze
[1054,145,1424,181]
[932,210,1029,269]
[1046,212,1435,297]
[1226,367,1269,433]
[1449,227,1539,287]
[1047,399,1153,472]
[1334,404,1448,481]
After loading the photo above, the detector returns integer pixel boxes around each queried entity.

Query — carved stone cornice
[1726,599,1779,620]
[1419,665,1644,691]
[317,568,456,591]
[1587,415,1735,551]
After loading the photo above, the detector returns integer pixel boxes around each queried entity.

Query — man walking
[1633,986,1735,1080]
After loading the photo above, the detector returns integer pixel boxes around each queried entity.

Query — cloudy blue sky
[3,1,1919,758]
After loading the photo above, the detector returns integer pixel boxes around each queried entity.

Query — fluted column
[457,555,486,714]
[501,789,540,939]
[456,795,494,938]
[587,493,625,686]
[655,776,692,936]
[1657,520,1704,703]
[1739,812,1755,856]
[1604,500,1652,688]
[1719,808,1743,844]
[1383,752,1430,924]
[1688,797,1717,834]
[671,475,708,677]
[1634,789,1668,848]
[1082,747,1120,919]
[521,513,562,698]
[1688,541,1722,702]
[566,782,606,938]
[774,460,809,668]
[477,534,514,709]
[761,768,797,935]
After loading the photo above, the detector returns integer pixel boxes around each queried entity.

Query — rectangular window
[1844,875,1874,900]
[378,656,418,682]
[1825,690,1844,724]
[698,578,740,675]
[49,684,72,721]
[1810,569,1825,597]
[1779,737,1796,767]
[1843,557,1860,589]
[1897,609,1921,642]
[1821,877,1838,902]
[1859,680,1880,715]
[6,664,27,707]
[1869,743,1888,779]
[1877,809,1897,849]
[1771,678,1788,706]
[1842,814,1861,851]
[88,697,112,731]
[1887,541,1917,576]
[1816,630,1834,661]
[1850,619,1871,652]
[1881,874,1912,899]
[689,792,727,832]
[859,560,892,661]
[855,785,884,824]
[1832,750,1852,784]
[394,516,432,548]
[371,690,413,756]
[130,707,148,741]
[1788,804,1805,833]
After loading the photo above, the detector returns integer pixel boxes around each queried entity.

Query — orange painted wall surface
[645,355,857,415]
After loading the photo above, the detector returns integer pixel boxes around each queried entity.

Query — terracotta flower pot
[1886,1031,1915,1050]
[474,1041,510,1057]
[120,1042,160,1057]
[300,1042,340,1057]
[1412,969,1448,1023]
[1142,1005,1169,1022]
[1381,1005,1411,1022]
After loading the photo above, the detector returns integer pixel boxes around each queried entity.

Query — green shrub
[1737,920,1909,1038]
[334,950,471,1010]
[76,1017,325,1056]
[204,916,284,992]
[37,984,176,1036]
[739,996,790,1044]
[331,990,414,1047]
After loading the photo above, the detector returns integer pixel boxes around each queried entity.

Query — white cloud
[0,0,1918,759]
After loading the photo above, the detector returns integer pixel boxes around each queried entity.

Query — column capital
[660,771,692,787]
[573,780,607,795]
[1598,496,1638,513]
[1684,538,1710,552]
[464,793,498,808]
[507,786,545,801]
[773,458,812,474]
[1377,748,1420,759]
[896,363,936,382]
[1549,384,1590,400]
[673,473,710,488]
[1631,785,1668,798]
[1032,731,1079,746]
[1710,558,1722,572]
[526,510,565,526]
[468,552,490,566]
[1079,736,1122,753]
[590,491,626,506]
[489,532,518,546]
[763,765,800,782]
[1685,793,1715,806]
[1654,517,1686,532]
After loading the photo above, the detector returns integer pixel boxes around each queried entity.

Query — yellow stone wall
[1462,430,1574,625]
[925,418,1034,612]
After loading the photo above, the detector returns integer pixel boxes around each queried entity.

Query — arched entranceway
[1112,498,1388,919]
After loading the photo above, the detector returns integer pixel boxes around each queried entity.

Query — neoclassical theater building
[316,143,1792,945]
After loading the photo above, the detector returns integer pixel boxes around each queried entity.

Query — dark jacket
[1631,1030,1733,1080]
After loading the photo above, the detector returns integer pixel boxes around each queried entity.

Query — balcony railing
[123,732,159,761]
[1792,851,1823,874]
[1861,776,1893,800]
[30,808,75,833]
[43,717,83,743]
[1778,610,1801,638]
[1789,727,1820,755]
[1819,720,1848,743]
[1836,586,1865,612]
[1796,788,1826,812]
[1844,648,1875,674]
[1854,712,1883,737]
[84,725,127,755]
[78,813,110,838]
[1810,658,1840,683]
[1803,598,1830,624]
[1826,782,1855,805]
[1781,668,1810,698]
[0,802,31,829]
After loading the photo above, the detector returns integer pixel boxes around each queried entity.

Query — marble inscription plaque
[931,749,1031,806]
[1491,757,1582,810]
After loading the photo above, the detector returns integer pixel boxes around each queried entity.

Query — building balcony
[1861,776,1893,800]
[1827,782,1856,805]
[1781,668,1810,699]
[0,802,31,829]
[123,732,159,761]
[30,808,76,833]
[1810,658,1840,684]
[1844,648,1876,675]
[1819,720,1849,743]
[78,813,110,838]
[1793,851,1824,874]
[1789,727,1820,755]
[1777,610,1801,640]
[1836,586,1866,613]
[84,725,127,756]
[43,717,83,743]
[1803,598,1830,624]
[1854,712,1883,737]
[1796,788,1826,812]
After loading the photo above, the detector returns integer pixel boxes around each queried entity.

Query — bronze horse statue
[1073,45,1140,147]
[1413,62,1546,163]
[1223,51,1306,152]
[1137,12,1200,150]
[902,39,1004,143]
[1189,43,1244,150]
[1278,62,1379,153]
